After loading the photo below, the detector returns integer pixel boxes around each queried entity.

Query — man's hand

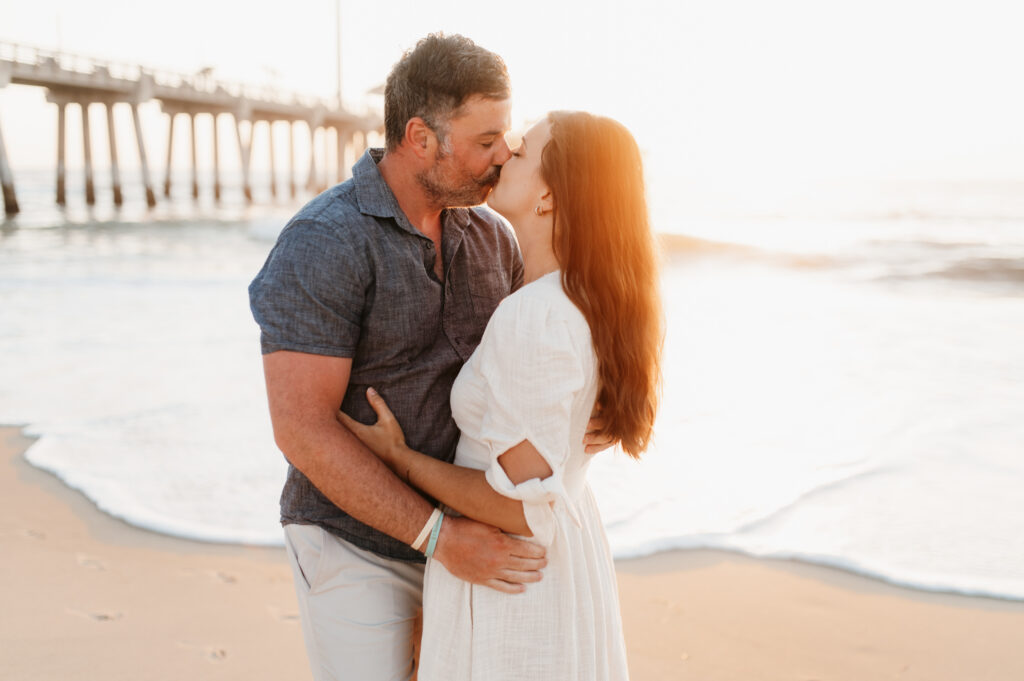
[432,515,547,594]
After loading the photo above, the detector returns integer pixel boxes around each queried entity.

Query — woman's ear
[538,189,554,215]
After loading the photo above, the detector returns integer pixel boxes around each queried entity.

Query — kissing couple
[250,32,661,681]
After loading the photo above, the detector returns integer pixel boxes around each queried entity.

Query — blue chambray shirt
[249,148,523,562]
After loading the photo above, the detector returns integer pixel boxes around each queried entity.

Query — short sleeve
[249,221,367,357]
[476,293,587,545]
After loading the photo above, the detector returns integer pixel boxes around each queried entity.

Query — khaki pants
[284,523,425,681]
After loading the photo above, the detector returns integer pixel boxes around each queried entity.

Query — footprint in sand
[76,554,107,570]
[67,608,123,622]
[177,642,228,662]
[90,612,122,622]
[267,605,300,623]
[19,528,47,540]
[180,568,237,583]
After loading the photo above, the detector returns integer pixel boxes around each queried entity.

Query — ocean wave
[5,215,1024,606]
[868,210,1024,223]
[864,238,993,251]
[919,257,1024,283]
[657,233,759,256]
[659,231,1024,288]
[657,233,837,269]
[24,439,285,547]
[724,465,895,537]
[613,539,1024,602]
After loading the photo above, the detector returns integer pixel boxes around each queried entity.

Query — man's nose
[493,136,513,165]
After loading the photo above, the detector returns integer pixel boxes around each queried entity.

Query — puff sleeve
[474,293,588,545]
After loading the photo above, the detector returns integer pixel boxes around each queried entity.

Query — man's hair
[384,33,510,152]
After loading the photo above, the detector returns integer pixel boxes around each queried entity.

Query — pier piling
[130,103,157,207]
[289,121,296,198]
[0,110,18,216]
[2,41,382,214]
[189,112,198,199]
[106,103,123,206]
[320,127,328,192]
[163,113,175,197]
[81,103,96,206]
[235,115,253,202]
[56,102,66,206]
[212,113,221,201]
[306,123,317,193]
[325,128,333,191]
[268,121,277,199]
[337,128,347,183]
[354,131,366,168]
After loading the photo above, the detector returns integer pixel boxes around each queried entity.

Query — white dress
[417,271,630,681]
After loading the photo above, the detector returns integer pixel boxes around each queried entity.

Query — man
[250,34,604,680]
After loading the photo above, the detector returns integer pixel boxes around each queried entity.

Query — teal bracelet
[424,510,445,559]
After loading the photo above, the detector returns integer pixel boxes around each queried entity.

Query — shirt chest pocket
[361,278,443,364]
[469,268,510,318]
[441,267,510,358]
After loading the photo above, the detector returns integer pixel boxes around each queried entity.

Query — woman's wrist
[382,443,413,479]
[400,445,420,484]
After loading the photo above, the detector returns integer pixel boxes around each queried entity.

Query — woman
[340,111,661,680]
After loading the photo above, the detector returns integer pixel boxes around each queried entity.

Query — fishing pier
[0,41,381,215]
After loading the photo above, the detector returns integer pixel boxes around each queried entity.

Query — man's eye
[481,141,494,149]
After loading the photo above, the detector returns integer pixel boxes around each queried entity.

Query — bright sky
[2,0,1024,216]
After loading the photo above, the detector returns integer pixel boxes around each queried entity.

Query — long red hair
[542,111,662,458]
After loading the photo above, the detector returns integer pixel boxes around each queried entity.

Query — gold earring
[535,206,542,216]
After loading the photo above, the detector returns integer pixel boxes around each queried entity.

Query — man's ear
[404,117,436,160]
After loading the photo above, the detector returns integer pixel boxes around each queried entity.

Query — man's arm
[262,350,546,593]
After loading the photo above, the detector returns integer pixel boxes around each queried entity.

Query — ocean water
[2,171,1023,600]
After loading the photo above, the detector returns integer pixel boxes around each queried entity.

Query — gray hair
[384,33,510,152]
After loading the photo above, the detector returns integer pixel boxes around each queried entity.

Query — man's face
[416,95,513,208]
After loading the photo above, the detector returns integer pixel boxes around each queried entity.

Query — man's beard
[416,149,501,208]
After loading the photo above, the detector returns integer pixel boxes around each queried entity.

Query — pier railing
[0,40,381,215]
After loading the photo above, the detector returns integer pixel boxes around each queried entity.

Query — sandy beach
[3,424,1023,681]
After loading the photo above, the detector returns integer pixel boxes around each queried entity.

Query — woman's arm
[338,388,553,537]
[394,439,554,537]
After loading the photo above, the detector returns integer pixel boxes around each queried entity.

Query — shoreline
[624,547,1024,608]
[15,420,1022,607]
[5,425,1024,680]
[1,426,308,681]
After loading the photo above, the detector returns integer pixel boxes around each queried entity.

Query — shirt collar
[354,148,473,235]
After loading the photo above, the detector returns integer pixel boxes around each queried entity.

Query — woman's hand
[337,388,409,470]
[583,403,616,454]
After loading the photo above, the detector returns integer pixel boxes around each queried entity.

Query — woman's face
[486,119,552,223]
